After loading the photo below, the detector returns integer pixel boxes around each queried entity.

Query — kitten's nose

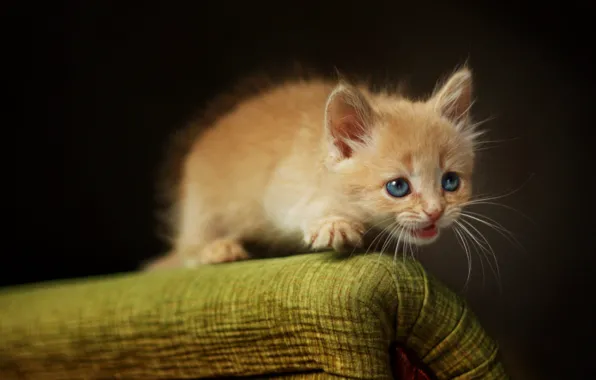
[424,208,444,223]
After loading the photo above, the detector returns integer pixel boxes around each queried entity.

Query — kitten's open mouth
[411,224,438,239]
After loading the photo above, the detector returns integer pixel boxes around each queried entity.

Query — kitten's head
[324,67,480,246]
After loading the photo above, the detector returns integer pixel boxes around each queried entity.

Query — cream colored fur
[144,67,479,270]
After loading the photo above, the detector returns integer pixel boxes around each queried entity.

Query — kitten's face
[339,102,475,246]
[324,68,478,247]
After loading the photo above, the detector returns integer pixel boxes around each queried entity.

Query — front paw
[304,217,365,252]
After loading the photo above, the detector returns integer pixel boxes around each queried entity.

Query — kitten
[144,66,481,270]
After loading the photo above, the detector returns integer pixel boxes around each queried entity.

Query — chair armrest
[0,252,508,379]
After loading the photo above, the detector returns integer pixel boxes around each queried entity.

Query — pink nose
[424,209,444,223]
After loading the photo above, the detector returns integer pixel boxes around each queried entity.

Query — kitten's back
[159,78,336,242]
[185,79,333,191]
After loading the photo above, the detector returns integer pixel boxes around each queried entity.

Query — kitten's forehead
[373,105,474,174]
[378,103,449,140]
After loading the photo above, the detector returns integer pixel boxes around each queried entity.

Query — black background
[8,1,596,378]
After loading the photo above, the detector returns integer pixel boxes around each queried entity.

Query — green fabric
[0,252,508,379]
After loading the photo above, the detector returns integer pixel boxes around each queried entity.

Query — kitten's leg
[142,251,184,271]
[141,239,249,271]
[173,191,250,266]
[146,179,252,270]
[181,238,250,267]
[303,216,365,252]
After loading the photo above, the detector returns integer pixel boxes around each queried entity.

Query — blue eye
[385,178,410,198]
[442,172,460,192]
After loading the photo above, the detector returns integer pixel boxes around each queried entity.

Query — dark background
[8,1,595,378]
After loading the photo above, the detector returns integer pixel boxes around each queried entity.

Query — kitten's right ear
[324,84,375,162]
[430,67,473,125]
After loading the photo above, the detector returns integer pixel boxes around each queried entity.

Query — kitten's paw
[182,239,250,267]
[141,253,184,271]
[304,217,365,252]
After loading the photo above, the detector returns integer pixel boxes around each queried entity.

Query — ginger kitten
[144,67,481,270]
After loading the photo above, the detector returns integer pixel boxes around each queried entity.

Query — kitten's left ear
[430,67,473,124]
[324,83,375,162]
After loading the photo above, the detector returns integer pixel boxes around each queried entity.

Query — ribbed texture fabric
[0,252,508,379]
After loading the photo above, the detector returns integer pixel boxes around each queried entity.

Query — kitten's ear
[325,83,375,161]
[431,67,473,124]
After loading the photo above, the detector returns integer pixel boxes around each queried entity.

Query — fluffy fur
[144,67,480,270]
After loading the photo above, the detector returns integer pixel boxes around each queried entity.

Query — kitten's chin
[403,224,442,246]
[407,233,440,246]
[408,234,439,246]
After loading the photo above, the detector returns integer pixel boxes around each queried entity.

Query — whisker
[456,219,502,293]
[394,226,406,263]
[405,226,416,261]
[359,217,396,258]
[460,212,525,253]
[452,225,473,291]
[469,172,534,200]
[370,223,400,269]
[363,216,396,235]
[463,173,535,216]
[346,216,394,259]
[473,136,516,153]
[379,224,397,258]
[462,211,515,234]
[411,228,419,260]
[367,221,396,258]
[470,115,496,129]
[462,200,534,222]
[390,224,405,263]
